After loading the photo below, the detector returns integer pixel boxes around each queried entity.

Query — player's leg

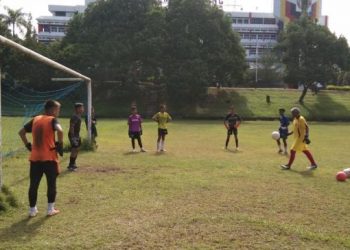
[157,129,162,152]
[282,138,288,154]
[131,138,136,151]
[225,129,231,149]
[137,136,145,152]
[44,162,60,216]
[161,133,166,151]
[233,129,239,150]
[303,150,317,170]
[277,139,282,153]
[68,147,79,170]
[28,162,44,217]
[281,150,296,169]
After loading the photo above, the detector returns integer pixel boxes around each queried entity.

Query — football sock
[131,138,135,149]
[48,202,55,211]
[287,150,296,166]
[303,150,316,165]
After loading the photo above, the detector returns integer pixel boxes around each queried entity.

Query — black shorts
[279,129,288,139]
[227,127,238,136]
[158,128,168,136]
[69,137,81,148]
[129,131,141,139]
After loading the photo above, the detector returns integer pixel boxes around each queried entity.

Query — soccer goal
[0,35,92,189]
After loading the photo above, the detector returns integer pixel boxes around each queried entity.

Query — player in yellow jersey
[281,107,317,170]
[152,104,172,152]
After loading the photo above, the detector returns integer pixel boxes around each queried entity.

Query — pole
[255,34,258,84]
[0,35,92,143]
[87,80,92,142]
[0,66,2,190]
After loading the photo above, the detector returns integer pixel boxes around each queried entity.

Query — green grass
[194,88,350,120]
[1,119,350,249]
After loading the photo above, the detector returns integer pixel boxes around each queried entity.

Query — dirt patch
[78,166,126,174]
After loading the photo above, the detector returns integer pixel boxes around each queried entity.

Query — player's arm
[224,117,229,129]
[167,114,172,122]
[18,119,33,151]
[68,118,75,138]
[236,115,242,128]
[152,113,159,122]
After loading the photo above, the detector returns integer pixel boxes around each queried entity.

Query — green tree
[164,0,246,105]
[1,7,27,37]
[277,16,348,103]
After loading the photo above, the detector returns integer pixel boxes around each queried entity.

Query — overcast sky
[0,0,349,42]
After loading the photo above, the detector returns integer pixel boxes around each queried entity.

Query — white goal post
[0,35,92,189]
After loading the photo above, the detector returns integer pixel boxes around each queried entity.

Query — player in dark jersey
[224,106,241,150]
[277,108,290,154]
[68,103,84,171]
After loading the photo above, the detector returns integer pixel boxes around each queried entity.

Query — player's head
[279,108,285,115]
[44,100,61,117]
[74,102,84,115]
[131,105,137,114]
[160,104,166,112]
[290,107,300,118]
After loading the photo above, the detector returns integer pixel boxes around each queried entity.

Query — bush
[0,185,18,213]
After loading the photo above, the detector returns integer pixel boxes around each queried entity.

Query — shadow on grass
[306,92,349,120]
[0,216,47,243]
[289,169,315,178]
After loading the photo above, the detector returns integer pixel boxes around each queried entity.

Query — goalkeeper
[19,100,63,217]
[68,103,84,171]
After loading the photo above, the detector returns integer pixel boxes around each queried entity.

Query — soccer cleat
[236,147,239,151]
[307,165,318,171]
[132,149,136,153]
[278,149,283,154]
[280,164,291,170]
[161,149,167,152]
[47,208,60,217]
[67,165,78,172]
[28,207,38,218]
[140,148,146,152]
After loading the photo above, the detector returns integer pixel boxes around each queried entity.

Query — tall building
[227,0,327,63]
[37,0,95,44]
[226,11,280,63]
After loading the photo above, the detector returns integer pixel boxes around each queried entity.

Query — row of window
[240,33,277,40]
[232,17,276,25]
[39,25,67,33]
[247,47,269,55]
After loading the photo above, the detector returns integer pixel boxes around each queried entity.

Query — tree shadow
[0,216,47,243]
[309,92,349,120]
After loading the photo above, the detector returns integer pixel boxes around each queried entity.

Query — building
[226,0,327,63]
[37,0,95,43]
[226,11,280,63]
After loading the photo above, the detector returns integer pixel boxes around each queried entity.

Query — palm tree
[1,7,27,37]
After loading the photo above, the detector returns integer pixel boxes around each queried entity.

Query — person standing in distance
[68,103,84,171]
[19,100,64,217]
[276,108,290,155]
[281,107,318,170]
[224,106,241,151]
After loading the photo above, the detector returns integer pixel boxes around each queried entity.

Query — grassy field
[193,88,350,120]
[1,119,350,249]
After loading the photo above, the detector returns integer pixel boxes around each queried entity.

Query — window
[54,11,66,17]
[264,18,276,24]
[251,18,263,24]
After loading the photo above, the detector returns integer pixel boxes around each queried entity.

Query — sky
[0,0,349,43]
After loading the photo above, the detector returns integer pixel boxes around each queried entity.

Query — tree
[1,7,27,37]
[164,0,246,105]
[277,16,348,103]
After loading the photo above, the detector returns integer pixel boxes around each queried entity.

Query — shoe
[67,165,78,171]
[140,148,146,152]
[307,165,318,170]
[47,208,60,217]
[236,147,239,151]
[161,149,167,152]
[278,149,283,154]
[28,207,38,218]
[132,149,136,153]
[281,164,291,170]
[284,151,288,155]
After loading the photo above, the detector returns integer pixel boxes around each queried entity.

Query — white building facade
[37,1,94,43]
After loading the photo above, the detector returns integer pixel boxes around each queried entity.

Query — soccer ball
[336,171,347,182]
[271,131,280,140]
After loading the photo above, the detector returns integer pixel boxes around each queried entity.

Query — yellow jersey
[153,112,172,129]
[291,115,308,152]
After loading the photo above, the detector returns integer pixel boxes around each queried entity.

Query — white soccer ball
[271,131,280,140]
